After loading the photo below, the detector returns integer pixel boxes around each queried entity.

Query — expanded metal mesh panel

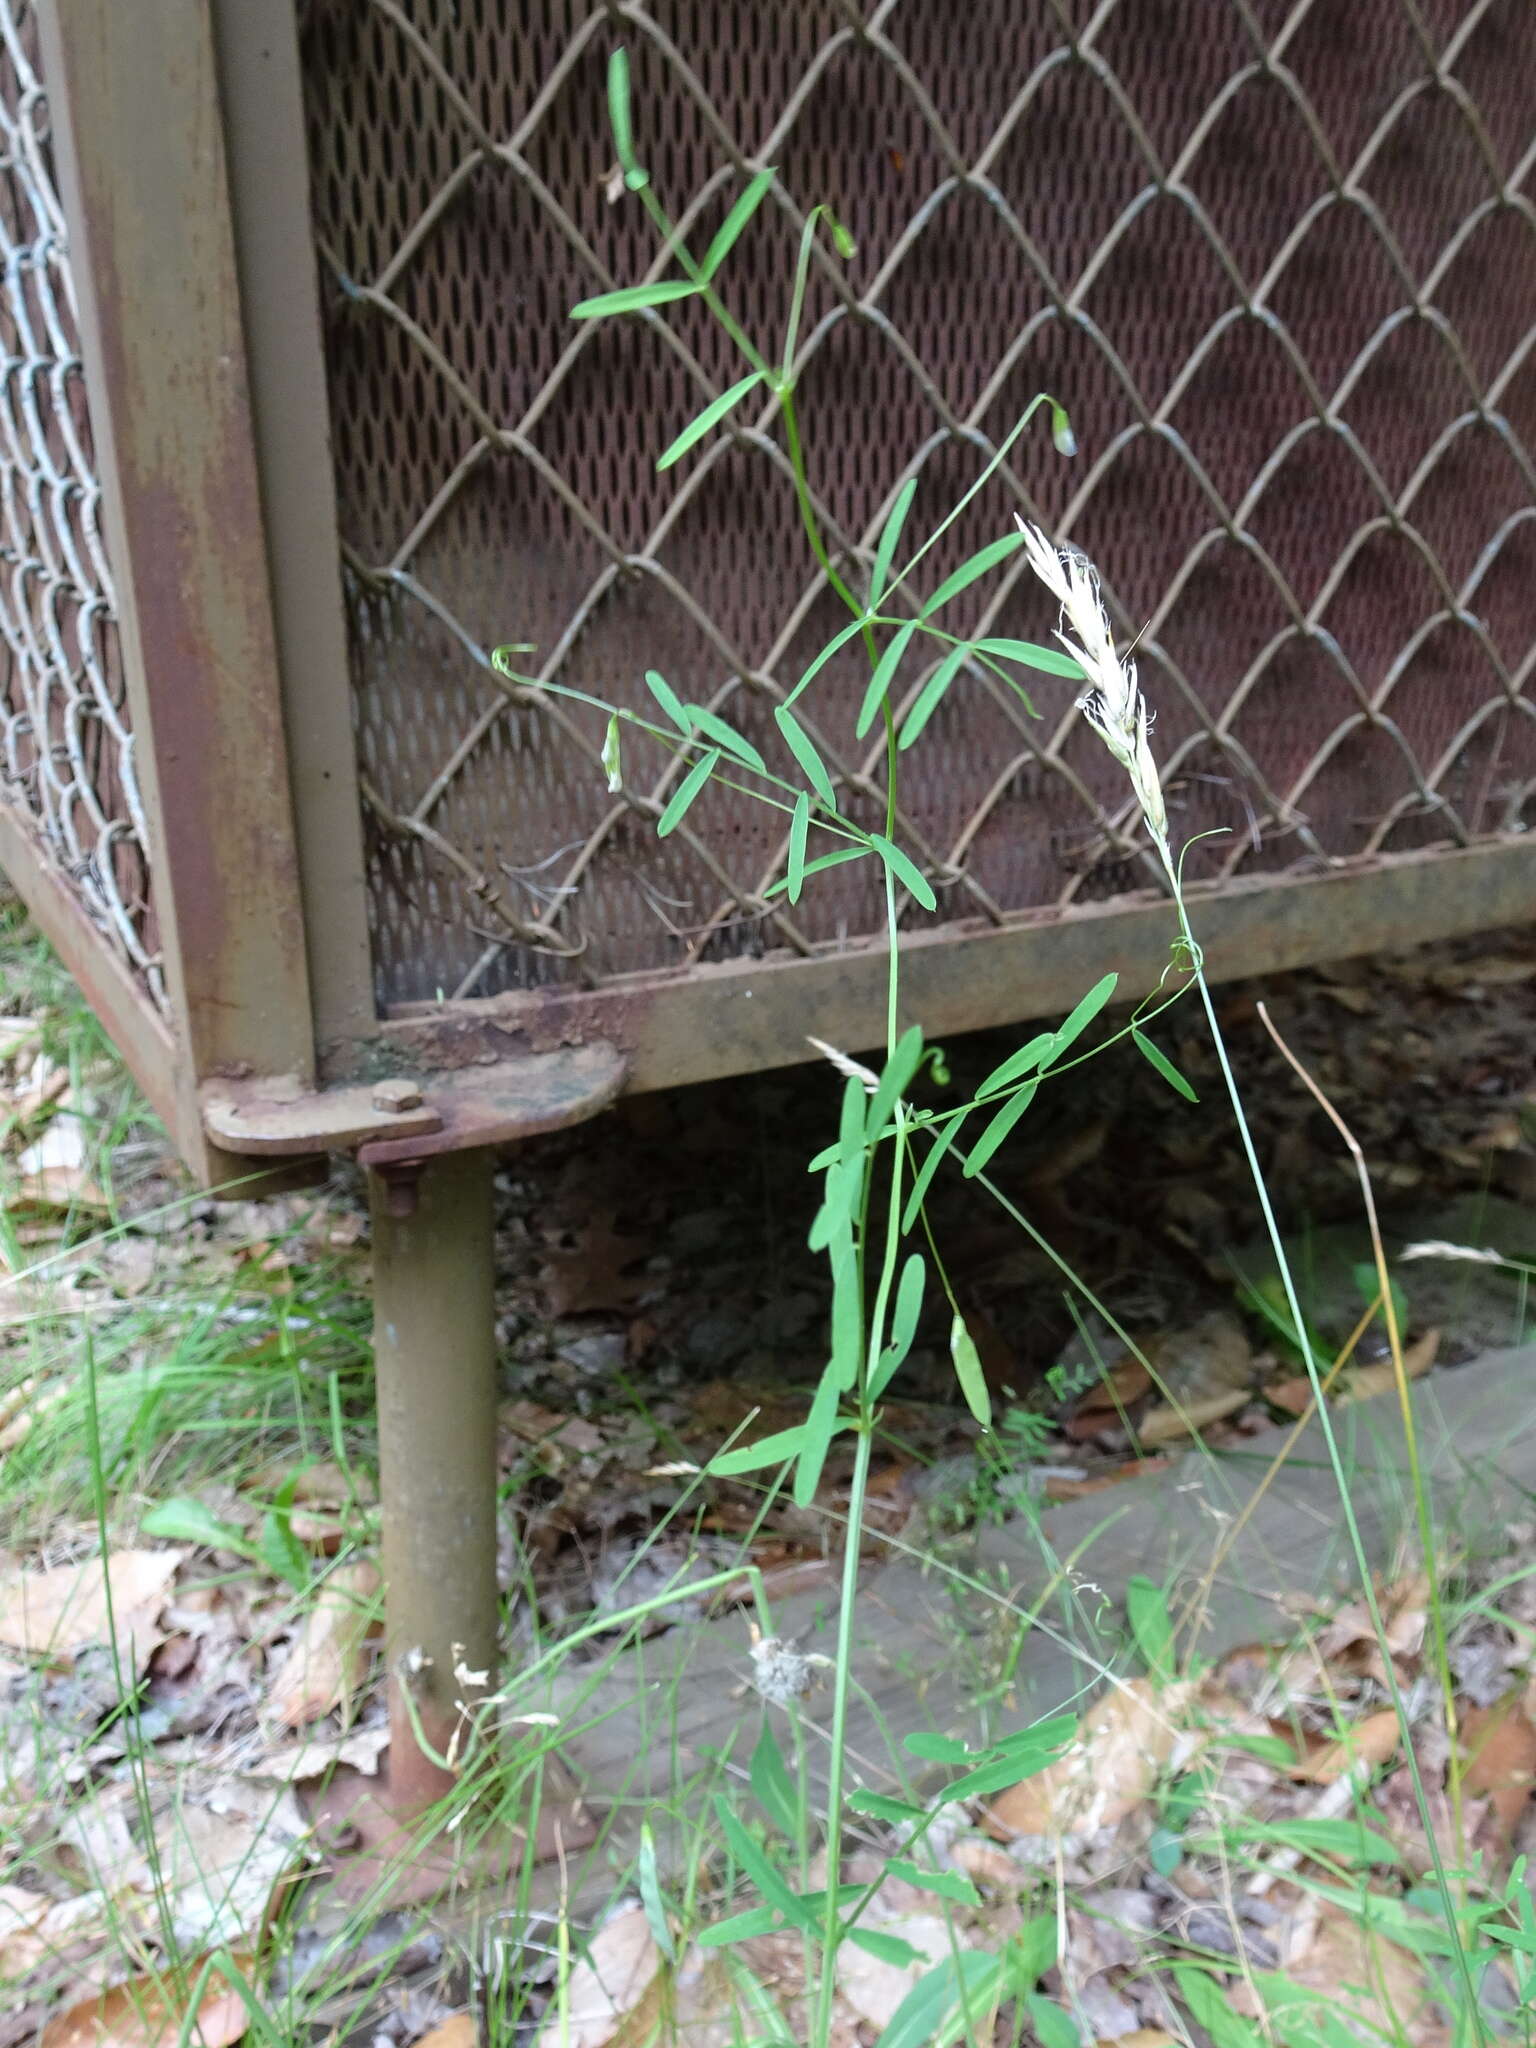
[0,2,161,1007]
[301,0,1536,1009]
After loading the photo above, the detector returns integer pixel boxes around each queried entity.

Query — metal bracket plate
[202,1042,628,1161]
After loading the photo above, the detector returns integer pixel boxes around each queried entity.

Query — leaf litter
[9,913,1536,2038]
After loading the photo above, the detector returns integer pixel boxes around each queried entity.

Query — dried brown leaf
[0,1549,182,1670]
[413,2020,476,2048]
[1136,1387,1248,1447]
[266,1559,380,1728]
[40,1958,252,2048]
[534,1907,660,2048]
[1290,1707,1404,1784]
[836,1913,952,2028]
[985,1679,1197,1838]
[1337,1328,1439,1405]
[1235,1901,1445,2047]
[1461,1692,1536,1844]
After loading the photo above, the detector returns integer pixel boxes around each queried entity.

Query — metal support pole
[368,1148,499,1817]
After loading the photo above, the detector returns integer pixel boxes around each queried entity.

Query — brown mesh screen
[0,2,161,1006]
[300,0,1536,1010]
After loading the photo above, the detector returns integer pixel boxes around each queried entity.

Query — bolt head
[372,1077,423,1113]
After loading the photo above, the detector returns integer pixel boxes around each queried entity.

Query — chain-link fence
[303,0,1535,1011]
[0,0,161,1008]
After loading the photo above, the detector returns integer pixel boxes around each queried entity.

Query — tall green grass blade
[657,371,765,470]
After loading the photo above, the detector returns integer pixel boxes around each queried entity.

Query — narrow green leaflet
[828,1237,863,1388]
[1199,1817,1401,1867]
[848,1928,929,1969]
[885,1859,981,1907]
[786,615,871,706]
[750,1721,800,1839]
[875,1951,1004,2048]
[865,1022,925,1140]
[901,1110,966,1230]
[919,530,1026,618]
[898,640,971,751]
[948,1311,992,1430]
[886,1253,926,1369]
[1026,1995,1080,2048]
[974,635,1085,678]
[571,279,703,319]
[714,1795,812,1928]
[700,168,778,280]
[708,1424,805,1476]
[645,667,691,732]
[696,1904,785,1948]
[903,1730,971,1764]
[857,618,920,739]
[259,1507,309,1593]
[682,703,767,772]
[793,1358,844,1508]
[657,371,766,471]
[962,1079,1037,1178]
[1133,1026,1198,1102]
[765,845,864,899]
[657,747,720,835]
[637,1824,677,1962]
[786,789,810,903]
[848,1789,927,1826]
[607,49,640,175]
[1049,970,1120,1061]
[869,833,937,912]
[1126,1574,1176,1683]
[141,1496,247,1555]
[1172,1965,1266,2048]
[774,705,837,807]
[976,1031,1056,1099]
[871,477,918,605]
[944,1745,1070,1801]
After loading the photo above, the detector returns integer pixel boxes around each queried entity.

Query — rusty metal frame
[29,0,316,1178]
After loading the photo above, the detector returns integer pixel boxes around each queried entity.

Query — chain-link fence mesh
[301,0,1536,1011]
[0,2,161,1008]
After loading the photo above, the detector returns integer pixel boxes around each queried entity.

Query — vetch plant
[490,44,1495,2047]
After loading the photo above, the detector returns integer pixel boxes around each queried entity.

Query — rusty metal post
[368,1148,499,1816]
